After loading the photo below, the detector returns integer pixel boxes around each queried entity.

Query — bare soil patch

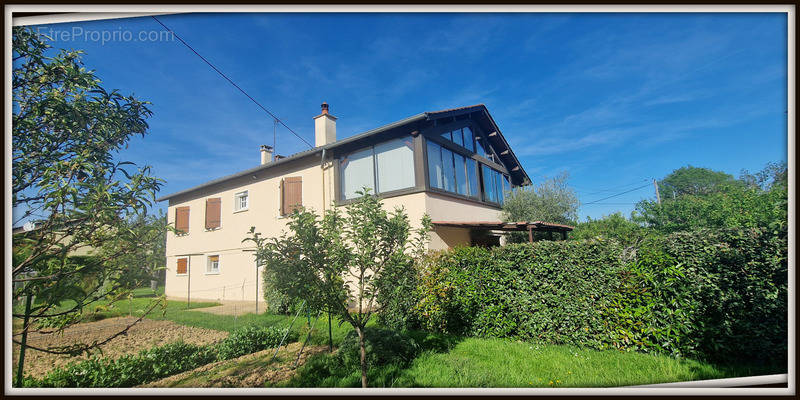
[141,342,329,388]
[12,316,228,377]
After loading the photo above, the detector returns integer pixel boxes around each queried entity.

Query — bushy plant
[216,326,294,360]
[262,277,300,315]
[337,327,419,369]
[570,212,653,247]
[29,341,218,388]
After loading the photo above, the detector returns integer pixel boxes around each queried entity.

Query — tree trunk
[328,311,333,352]
[16,293,33,387]
[356,325,368,388]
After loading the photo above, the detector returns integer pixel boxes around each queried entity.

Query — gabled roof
[157,104,530,202]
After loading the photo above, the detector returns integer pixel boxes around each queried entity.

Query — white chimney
[260,144,273,164]
[313,102,337,147]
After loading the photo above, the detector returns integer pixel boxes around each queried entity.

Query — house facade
[158,103,532,302]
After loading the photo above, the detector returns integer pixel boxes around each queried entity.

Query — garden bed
[12,316,228,377]
[140,342,328,388]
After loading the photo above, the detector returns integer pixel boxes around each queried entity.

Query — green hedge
[399,227,786,365]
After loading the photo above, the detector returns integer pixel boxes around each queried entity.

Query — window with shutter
[175,206,190,234]
[205,197,221,230]
[176,258,188,275]
[281,177,302,216]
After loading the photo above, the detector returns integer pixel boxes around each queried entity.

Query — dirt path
[12,316,228,377]
[141,342,329,388]
[192,300,268,316]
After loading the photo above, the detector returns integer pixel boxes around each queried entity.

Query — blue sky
[22,12,788,221]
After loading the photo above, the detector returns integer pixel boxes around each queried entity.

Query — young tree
[12,27,165,385]
[245,189,431,388]
[501,171,579,241]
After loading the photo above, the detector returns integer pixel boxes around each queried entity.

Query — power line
[580,202,640,206]
[151,16,313,149]
[582,183,652,205]
[573,179,649,195]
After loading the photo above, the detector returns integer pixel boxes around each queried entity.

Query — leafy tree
[656,165,741,200]
[501,171,579,242]
[103,210,169,288]
[12,27,164,385]
[245,189,430,388]
[635,163,787,234]
[740,161,788,191]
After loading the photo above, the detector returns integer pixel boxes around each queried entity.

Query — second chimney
[260,144,273,165]
[313,102,337,147]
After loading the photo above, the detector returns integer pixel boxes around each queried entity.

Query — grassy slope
[281,335,783,388]
[11,286,218,330]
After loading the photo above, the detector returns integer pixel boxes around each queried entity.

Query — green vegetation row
[24,325,296,388]
[380,226,787,366]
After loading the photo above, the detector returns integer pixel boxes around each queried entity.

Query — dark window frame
[422,119,512,208]
[335,133,423,204]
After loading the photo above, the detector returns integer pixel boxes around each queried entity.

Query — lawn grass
[394,338,779,388]
[279,333,785,388]
[12,286,219,328]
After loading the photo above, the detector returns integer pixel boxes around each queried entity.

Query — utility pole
[273,118,278,155]
[653,178,661,205]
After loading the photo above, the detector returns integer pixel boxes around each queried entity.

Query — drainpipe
[321,148,327,212]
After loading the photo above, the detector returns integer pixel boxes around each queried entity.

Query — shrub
[337,327,419,369]
[262,277,301,315]
[570,212,653,247]
[30,341,218,388]
[398,227,787,365]
[216,325,295,360]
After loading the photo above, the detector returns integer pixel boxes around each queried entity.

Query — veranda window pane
[482,164,495,202]
[455,153,467,195]
[453,129,464,148]
[467,158,479,198]
[427,141,443,189]
[375,138,415,193]
[342,147,375,199]
[463,126,475,152]
[495,169,504,205]
[441,148,455,192]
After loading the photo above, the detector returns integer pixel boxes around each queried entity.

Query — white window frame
[234,190,249,213]
[176,257,189,276]
[206,255,221,275]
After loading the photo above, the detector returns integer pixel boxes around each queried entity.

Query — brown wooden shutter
[205,198,221,230]
[175,206,190,234]
[281,177,302,216]
[176,258,187,274]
